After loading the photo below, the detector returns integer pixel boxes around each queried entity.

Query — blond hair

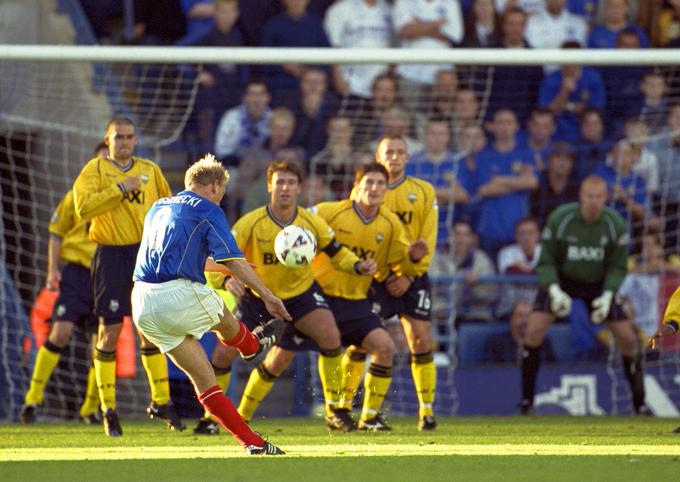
[185,153,229,189]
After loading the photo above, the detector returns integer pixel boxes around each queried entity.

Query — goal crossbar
[1,45,678,66]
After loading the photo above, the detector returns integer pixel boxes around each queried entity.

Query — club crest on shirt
[376,232,384,243]
[600,235,608,246]
[407,192,417,202]
[109,299,119,313]
[512,161,523,173]
[141,173,149,183]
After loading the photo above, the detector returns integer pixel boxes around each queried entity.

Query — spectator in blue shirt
[281,68,338,158]
[573,107,611,182]
[474,109,538,260]
[179,0,216,45]
[407,118,470,247]
[236,0,282,46]
[538,42,606,142]
[593,140,647,228]
[530,142,580,226]
[598,28,649,138]
[454,124,488,229]
[567,0,600,25]
[261,0,330,103]
[517,108,556,172]
[635,71,669,135]
[587,0,649,49]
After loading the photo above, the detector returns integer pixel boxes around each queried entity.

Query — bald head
[580,175,608,222]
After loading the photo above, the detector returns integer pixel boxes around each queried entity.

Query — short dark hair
[515,216,539,232]
[244,79,268,94]
[354,163,388,185]
[529,107,555,121]
[617,27,641,43]
[561,40,582,49]
[105,115,135,135]
[371,73,398,92]
[266,160,305,185]
[580,107,604,122]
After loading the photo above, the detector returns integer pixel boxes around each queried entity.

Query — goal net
[2,37,680,420]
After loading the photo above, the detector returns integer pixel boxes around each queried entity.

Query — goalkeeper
[519,175,649,415]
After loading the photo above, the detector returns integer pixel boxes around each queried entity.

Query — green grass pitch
[2,416,680,481]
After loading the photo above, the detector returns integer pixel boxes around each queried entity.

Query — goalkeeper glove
[548,283,572,318]
[591,290,613,325]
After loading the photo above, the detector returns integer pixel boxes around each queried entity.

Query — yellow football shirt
[48,190,96,268]
[73,156,171,245]
[311,200,417,299]
[663,287,680,327]
[381,175,438,275]
[231,205,360,300]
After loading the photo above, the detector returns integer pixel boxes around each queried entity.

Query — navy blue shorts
[534,279,627,322]
[238,281,330,332]
[369,274,432,322]
[277,296,384,352]
[52,262,97,332]
[91,244,139,323]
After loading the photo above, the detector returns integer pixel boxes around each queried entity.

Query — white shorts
[131,279,225,353]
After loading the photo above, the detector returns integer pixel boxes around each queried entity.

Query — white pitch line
[2,444,680,461]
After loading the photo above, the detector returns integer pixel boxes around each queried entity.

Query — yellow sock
[338,351,366,410]
[141,347,170,405]
[411,352,436,418]
[237,364,276,422]
[318,347,343,417]
[24,342,62,405]
[204,364,231,419]
[94,348,117,411]
[79,365,101,417]
[361,363,392,421]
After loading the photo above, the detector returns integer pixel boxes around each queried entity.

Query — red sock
[199,386,263,447]
[219,321,259,357]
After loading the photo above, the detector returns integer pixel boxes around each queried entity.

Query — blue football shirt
[474,145,536,243]
[133,190,244,284]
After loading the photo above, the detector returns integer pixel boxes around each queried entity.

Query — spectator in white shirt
[393,0,464,111]
[622,118,659,196]
[496,217,542,316]
[324,0,393,99]
[214,80,272,165]
[525,0,588,51]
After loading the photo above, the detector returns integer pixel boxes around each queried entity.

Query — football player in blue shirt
[131,154,290,455]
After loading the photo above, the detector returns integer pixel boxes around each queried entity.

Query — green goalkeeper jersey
[536,203,629,292]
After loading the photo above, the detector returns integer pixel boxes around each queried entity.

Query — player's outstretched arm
[222,259,291,321]
[648,324,677,350]
[649,287,680,349]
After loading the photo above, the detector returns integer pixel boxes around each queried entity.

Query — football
[274,225,317,268]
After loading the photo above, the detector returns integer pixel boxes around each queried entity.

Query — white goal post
[2,45,680,65]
